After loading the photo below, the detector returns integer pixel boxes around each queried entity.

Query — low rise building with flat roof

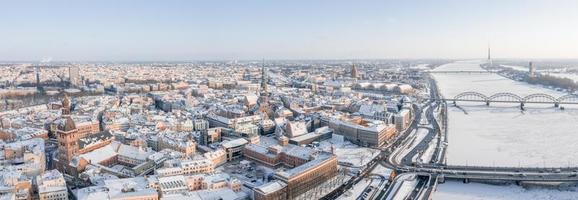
[221,138,248,161]
[322,116,397,147]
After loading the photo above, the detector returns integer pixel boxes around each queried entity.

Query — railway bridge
[438,92,578,109]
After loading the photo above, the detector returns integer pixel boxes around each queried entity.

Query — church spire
[257,59,272,119]
[351,63,359,79]
[260,59,268,94]
[62,93,71,115]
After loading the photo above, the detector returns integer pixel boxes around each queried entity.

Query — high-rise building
[529,62,536,77]
[69,65,81,87]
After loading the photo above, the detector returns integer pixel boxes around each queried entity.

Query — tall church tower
[351,64,359,79]
[258,60,272,119]
[260,60,268,95]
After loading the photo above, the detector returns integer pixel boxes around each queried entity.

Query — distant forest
[526,75,578,92]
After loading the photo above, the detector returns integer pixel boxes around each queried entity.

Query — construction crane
[11,66,25,88]
[49,69,67,85]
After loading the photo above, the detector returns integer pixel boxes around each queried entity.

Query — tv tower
[487,44,493,68]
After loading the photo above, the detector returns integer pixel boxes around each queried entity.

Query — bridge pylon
[520,102,525,110]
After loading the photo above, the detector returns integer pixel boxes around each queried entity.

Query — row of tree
[526,74,578,92]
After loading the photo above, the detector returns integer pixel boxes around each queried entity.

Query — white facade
[37,170,68,200]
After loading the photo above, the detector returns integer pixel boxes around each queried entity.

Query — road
[355,174,387,200]
[381,76,443,200]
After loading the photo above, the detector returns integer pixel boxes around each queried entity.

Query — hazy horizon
[6,58,578,64]
[2,0,578,61]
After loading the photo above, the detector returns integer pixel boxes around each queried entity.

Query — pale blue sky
[1,0,577,61]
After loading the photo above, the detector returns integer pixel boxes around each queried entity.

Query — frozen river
[432,60,578,167]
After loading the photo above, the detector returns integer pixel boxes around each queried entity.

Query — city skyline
[3,1,578,200]
[1,0,578,61]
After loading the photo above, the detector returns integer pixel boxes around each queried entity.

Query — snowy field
[371,164,393,178]
[432,60,578,167]
[433,181,578,200]
[410,63,430,70]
